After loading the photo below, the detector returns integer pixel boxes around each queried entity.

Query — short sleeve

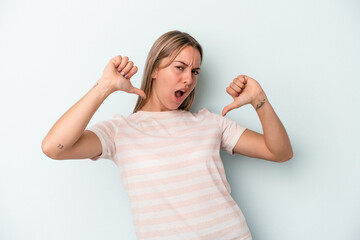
[86,119,117,161]
[218,115,247,156]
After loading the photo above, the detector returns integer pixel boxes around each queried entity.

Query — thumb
[130,87,146,99]
[222,102,238,117]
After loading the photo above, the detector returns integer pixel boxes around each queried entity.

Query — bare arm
[41,83,111,160]
[233,92,293,162]
[222,75,293,162]
[41,55,146,160]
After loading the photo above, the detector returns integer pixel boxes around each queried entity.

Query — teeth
[180,90,185,93]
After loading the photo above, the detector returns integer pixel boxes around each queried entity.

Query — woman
[42,30,293,240]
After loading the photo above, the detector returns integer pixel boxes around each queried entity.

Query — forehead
[158,46,202,69]
[173,46,201,67]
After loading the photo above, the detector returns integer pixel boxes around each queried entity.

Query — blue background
[0,0,359,239]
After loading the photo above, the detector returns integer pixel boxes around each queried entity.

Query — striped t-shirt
[87,107,252,240]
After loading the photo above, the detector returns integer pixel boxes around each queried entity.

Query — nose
[183,71,193,86]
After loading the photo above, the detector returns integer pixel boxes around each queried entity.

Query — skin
[140,46,201,111]
[42,46,293,162]
[41,55,142,160]
[141,46,293,162]
[223,75,293,162]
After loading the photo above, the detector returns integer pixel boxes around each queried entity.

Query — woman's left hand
[222,75,265,116]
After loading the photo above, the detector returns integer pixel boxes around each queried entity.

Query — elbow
[41,140,61,160]
[277,150,293,163]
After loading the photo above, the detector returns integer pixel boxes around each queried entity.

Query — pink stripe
[127,164,226,190]
[117,123,218,139]
[131,189,230,214]
[121,117,214,128]
[137,210,244,239]
[119,144,219,167]
[125,152,218,177]
[134,199,237,226]
[189,220,250,240]
[119,120,219,132]
[119,131,219,150]
[129,179,229,202]
[128,109,209,121]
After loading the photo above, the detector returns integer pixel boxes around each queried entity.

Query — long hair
[132,30,203,113]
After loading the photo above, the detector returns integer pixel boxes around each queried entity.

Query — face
[143,46,201,112]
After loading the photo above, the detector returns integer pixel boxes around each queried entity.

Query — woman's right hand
[98,55,146,99]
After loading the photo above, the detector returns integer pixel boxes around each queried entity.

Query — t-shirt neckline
[129,109,188,119]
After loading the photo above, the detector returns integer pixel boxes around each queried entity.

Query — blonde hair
[132,30,203,113]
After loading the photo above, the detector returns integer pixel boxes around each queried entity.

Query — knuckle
[115,56,122,62]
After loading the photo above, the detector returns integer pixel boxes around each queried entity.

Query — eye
[192,70,199,75]
[176,66,184,70]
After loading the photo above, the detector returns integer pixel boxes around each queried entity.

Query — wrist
[251,91,268,110]
[92,78,114,98]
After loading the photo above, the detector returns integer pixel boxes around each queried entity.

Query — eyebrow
[174,61,201,70]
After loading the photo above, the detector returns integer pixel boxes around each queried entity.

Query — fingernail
[125,74,129,79]
[121,72,125,76]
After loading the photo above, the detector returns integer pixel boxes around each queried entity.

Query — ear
[151,69,158,80]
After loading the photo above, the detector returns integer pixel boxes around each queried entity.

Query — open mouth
[175,90,185,98]
[174,89,186,101]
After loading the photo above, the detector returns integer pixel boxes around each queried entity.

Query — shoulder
[193,108,243,130]
[193,107,214,117]
[100,114,128,124]
[90,114,128,129]
[193,107,222,120]
[187,108,225,126]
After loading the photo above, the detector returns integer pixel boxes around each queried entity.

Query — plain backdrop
[1,0,359,239]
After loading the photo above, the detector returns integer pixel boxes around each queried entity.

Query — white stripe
[115,122,218,140]
[133,190,234,217]
[117,136,219,161]
[122,152,220,178]
[128,115,209,127]
[137,206,244,236]
[127,169,227,197]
